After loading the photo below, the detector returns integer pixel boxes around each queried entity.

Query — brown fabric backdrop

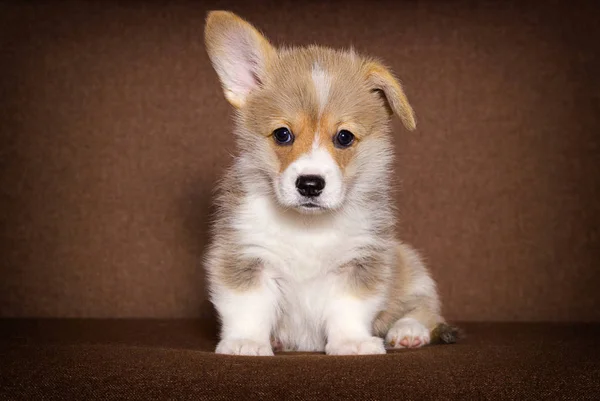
[1,0,598,321]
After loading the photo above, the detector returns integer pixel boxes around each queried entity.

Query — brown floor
[1,320,599,400]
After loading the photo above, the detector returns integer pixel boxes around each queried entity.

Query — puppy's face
[205,12,416,214]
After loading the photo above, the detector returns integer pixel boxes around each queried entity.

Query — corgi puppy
[203,11,457,355]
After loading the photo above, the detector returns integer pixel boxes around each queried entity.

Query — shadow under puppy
[203,11,458,355]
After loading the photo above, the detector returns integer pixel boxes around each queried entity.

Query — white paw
[215,338,274,356]
[326,336,386,355]
[386,317,431,349]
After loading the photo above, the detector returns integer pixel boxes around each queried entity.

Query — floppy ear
[365,62,416,131]
[204,11,276,108]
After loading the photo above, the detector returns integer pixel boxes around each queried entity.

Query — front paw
[326,336,386,355]
[215,338,274,356]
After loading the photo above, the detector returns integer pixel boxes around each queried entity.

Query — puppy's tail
[430,323,462,345]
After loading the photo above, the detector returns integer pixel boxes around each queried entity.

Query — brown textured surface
[1,0,599,320]
[0,320,599,400]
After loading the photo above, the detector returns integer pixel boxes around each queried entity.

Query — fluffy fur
[203,11,456,356]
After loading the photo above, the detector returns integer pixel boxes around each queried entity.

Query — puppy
[203,11,457,355]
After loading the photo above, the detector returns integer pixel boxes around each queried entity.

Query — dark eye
[273,127,294,145]
[334,130,355,148]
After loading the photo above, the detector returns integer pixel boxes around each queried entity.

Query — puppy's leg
[211,259,279,356]
[373,242,447,349]
[325,294,386,355]
[324,257,390,355]
[385,308,439,349]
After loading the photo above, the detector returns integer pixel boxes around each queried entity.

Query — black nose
[296,175,326,197]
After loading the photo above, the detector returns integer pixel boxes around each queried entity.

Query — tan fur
[372,243,443,336]
[365,62,416,130]
[204,11,276,108]
[341,251,392,298]
[204,11,455,354]
[267,112,361,173]
[234,45,397,176]
[268,113,313,173]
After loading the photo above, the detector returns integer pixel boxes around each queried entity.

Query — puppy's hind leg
[385,307,442,349]
[373,243,458,349]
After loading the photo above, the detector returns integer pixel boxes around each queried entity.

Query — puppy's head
[205,11,415,214]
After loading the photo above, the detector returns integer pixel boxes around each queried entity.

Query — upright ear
[204,11,276,108]
[365,62,416,131]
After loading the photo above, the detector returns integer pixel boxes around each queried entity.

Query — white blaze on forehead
[311,63,331,151]
[312,63,331,115]
[291,147,336,176]
[312,130,321,150]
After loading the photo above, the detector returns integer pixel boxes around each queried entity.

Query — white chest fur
[234,195,368,279]
[231,194,381,351]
